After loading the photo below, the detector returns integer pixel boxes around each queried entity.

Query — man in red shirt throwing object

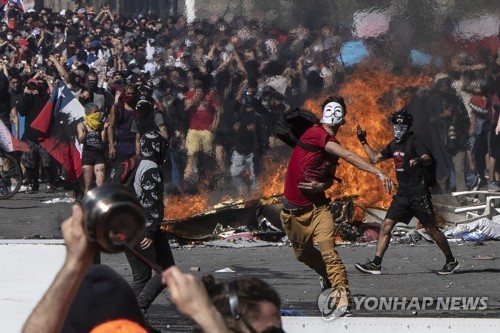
[280,95,394,315]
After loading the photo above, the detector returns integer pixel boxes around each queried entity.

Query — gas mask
[393,124,410,143]
[321,102,345,126]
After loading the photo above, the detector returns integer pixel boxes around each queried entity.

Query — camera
[80,184,145,253]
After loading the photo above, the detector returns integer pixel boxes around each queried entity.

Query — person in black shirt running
[354,108,460,275]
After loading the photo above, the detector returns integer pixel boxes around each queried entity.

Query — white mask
[321,102,345,125]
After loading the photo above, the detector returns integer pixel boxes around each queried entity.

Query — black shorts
[490,131,500,159]
[81,149,106,166]
[385,193,435,226]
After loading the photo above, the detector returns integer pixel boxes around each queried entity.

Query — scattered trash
[474,255,495,260]
[189,267,201,271]
[215,267,235,273]
[206,238,276,248]
[41,197,73,204]
[397,230,422,244]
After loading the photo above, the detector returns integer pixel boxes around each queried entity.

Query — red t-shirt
[283,124,340,206]
[187,90,219,130]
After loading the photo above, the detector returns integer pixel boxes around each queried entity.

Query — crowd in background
[0,2,499,198]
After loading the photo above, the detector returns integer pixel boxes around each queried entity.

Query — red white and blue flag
[31,81,84,181]
[1,0,25,13]
[0,120,29,152]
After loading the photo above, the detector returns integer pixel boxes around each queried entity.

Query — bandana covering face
[85,112,102,131]
[321,102,345,125]
[393,124,410,143]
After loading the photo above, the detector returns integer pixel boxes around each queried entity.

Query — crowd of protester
[0,2,498,198]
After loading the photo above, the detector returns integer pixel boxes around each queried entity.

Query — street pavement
[1,189,499,332]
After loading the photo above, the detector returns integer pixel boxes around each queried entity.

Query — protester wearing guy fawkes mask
[281,96,393,315]
[355,108,460,276]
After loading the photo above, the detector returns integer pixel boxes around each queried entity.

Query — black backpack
[274,107,321,152]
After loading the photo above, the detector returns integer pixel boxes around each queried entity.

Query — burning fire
[164,194,209,220]
[164,68,431,221]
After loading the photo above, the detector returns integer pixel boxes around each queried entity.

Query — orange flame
[164,194,209,220]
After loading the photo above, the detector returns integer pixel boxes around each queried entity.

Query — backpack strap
[125,162,139,191]
[297,140,343,183]
[297,140,322,152]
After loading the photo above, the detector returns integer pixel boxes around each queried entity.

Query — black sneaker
[25,186,39,194]
[355,261,381,275]
[437,260,460,275]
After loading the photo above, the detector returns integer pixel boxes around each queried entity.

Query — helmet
[391,109,413,127]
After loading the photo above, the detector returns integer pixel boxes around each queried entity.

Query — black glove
[412,157,423,166]
[356,124,367,145]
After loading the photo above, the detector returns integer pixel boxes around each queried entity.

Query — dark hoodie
[61,265,145,332]
[133,130,167,239]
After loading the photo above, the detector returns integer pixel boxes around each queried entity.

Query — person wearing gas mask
[125,130,175,332]
[355,109,460,276]
[280,95,393,315]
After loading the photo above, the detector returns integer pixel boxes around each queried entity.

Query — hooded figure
[126,130,174,328]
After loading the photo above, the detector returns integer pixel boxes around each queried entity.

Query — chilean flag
[0,120,29,152]
[31,81,84,181]
[6,0,24,12]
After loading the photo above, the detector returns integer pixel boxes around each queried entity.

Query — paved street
[1,190,499,332]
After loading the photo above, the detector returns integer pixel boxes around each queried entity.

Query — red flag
[31,81,85,181]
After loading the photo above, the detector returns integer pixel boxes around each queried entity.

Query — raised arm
[356,124,387,164]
